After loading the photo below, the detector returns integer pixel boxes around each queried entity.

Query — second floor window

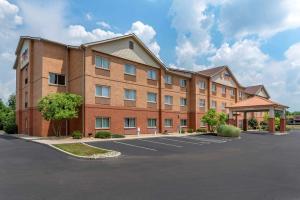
[124,89,136,100]
[180,79,187,87]
[211,84,216,93]
[199,99,205,107]
[199,81,206,89]
[95,56,109,69]
[95,85,110,97]
[147,70,157,80]
[49,73,65,86]
[147,92,157,103]
[180,98,187,106]
[239,91,243,98]
[124,64,136,75]
[164,95,173,105]
[165,74,172,84]
[230,89,235,96]
[222,86,226,94]
[211,100,217,108]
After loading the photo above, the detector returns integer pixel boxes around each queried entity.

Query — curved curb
[49,143,121,160]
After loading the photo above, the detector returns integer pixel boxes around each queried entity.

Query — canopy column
[228,111,235,126]
[280,109,286,133]
[268,107,275,133]
[243,112,247,131]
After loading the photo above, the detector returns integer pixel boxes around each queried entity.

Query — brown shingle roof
[244,85,263,95]
[197,66,227,76]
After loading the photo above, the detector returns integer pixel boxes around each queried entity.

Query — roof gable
[244,85,270,98]
[83,34,165,69]
[209,67,240,88]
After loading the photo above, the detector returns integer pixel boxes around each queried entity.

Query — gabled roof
[244,85,270,98]
[167,68,193,78]
[198,65,243,87]
[226,96,288,109]
[81,33,168,71]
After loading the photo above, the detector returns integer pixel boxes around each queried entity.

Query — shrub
[111,134,125,138]
[187,128,193,133]
[196,128,207,133]
[180,129,186,134]
[72,130,82,139]
[95,131,111,139]
[248,118,258,129]
[259,121,268,130]
[217,125,240,137]
[3,111,17,134]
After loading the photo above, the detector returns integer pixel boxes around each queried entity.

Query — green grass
[53,143,108,156]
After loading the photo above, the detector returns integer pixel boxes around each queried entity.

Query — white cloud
[85,13,92,21]
[97,21,111,29]
[284,42,300,67]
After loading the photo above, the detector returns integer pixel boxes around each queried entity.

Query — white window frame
[180,98,187,106]
[222,86,226,94]
[95,117,110,129]
[95,85,110,98]
[221,102,226,110]
[124,118,136,128]
[95,56,110,70]
[165,74,172,84]
[147,118,157,128]
[230,88,235,96]
[211,100,217,109]
[180,119,187,127]
[164,119,173,127]
[211,84,216,92]
[164,95,173,105]
[124,64,136,76]
[199,81,206,89]
[199,99,205,107]
[147,70,157,80]
[239,91,243,98]
[124,89,136,101]
[147,92,157,103]
[180,79,187,87]
[48,73,66,86]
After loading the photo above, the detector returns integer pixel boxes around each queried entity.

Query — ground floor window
[147,119,157,128]
[95,117,110,129]
[238,120,243,128]
[164,119,173,127]
[124,118,136,128]
[200,120,206,127]
[180,119,187,127]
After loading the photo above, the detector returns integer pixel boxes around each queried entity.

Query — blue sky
[1,0,300,110]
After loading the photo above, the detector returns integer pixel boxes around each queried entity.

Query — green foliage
[187,128,193,133]
[248,118,258,129]
[196,128,207,133]
[275,117,280,131]
[7,94,16,111]
[3,110,17,134]
[95,131,112,139]
[38,93,82,136]
[72,130,82,139]
[201,109,228,132]
[259,121,268,130]
[217,125,240,137]
[111,134,125,138]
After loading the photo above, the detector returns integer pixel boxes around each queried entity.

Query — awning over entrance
[226,96,289,133]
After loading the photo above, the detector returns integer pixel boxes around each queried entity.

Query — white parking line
[159,137,204,145]
[113,141,158,151]
[186,136,227,143]
[138,139,183,148]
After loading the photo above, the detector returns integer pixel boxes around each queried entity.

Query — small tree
[202,109,228,132]
[38,93,82,136]
[248,118,258,129]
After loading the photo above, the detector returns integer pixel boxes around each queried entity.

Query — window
[164,95,173,105]
[222,86,226,94]
[95,56,110,69]
[211,84,216,92]
[148,119,157,128]
[95,85,110,97]
[49,73,65,86]
[180,98,187,106]
[221,102,226,110]
[200,120,206,127]
[147,70,157,80]
[199,99,205,107]
[129,41,134,50]
[211,100,217,109]
[199,81,206,89]
[165,75,172,84]
[25,78,28,84]
[224,71,230,77]
[124,64,136,75]
[180,79,187,87]
[164,119,173,127]
[25,92,28,108]
[180,119,187,127]
[95,117,110,129]
[147,92,157,103]
[230,88,235,96]
[239,91,243,98]
[124,89,136,100]
[124,118,136,128]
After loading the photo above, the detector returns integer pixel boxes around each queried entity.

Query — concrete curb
[49,142,121,160]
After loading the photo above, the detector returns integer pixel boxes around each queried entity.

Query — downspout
[82,47,86,136]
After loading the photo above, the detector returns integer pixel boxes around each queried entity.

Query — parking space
[87,134,233,157]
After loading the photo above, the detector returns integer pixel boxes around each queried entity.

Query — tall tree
[7,94,16,110]
[38,93,82,136]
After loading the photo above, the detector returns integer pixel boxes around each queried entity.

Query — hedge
[217,125,240,137]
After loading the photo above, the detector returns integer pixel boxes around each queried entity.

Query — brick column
[269,107,275,133]
[228,111,235,126]
[280,109,286,133]
[243,112,247,131]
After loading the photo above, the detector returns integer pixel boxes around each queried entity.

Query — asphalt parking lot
[1,132,300,200]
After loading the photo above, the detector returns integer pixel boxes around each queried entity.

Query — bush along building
[13,34,282,137]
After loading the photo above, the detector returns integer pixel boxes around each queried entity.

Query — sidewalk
[0,131,201,145]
